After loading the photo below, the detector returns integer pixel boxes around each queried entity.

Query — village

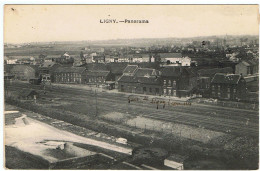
[4,35,259,170]
[4,36,259,102]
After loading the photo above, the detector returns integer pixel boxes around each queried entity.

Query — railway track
[5,81,259,137]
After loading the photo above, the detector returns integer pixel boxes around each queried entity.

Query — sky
[4,5,259,44]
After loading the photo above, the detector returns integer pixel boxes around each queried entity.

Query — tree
[80,51,84,59]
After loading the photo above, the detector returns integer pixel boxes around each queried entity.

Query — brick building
[210,73,247,101]
[10,65,36,81]
[86,70,114,86]
[235,60,258,77]
[197,67,233,97]
[160,67,197,97]
[118,66,162,95]
[53,67,86,84]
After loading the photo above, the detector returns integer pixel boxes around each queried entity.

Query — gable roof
[10,65,35,73]
[123,65,138,74]
[211,73,242,84]
[135,68,159,77]
[158,53,182,58]
[86,63,109,71]
[247,60,258,66]
[241,61,251,66]
[136,77,162,85]
[42,61,57,68]
[117,75,138,83]
[118,75,161,85]
[198,67,233,77]
[86,70,110,77]
[54,67,86,73]
[108,63,128,74]
[160,67,183,77]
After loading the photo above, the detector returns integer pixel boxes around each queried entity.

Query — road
[5,81,259,137]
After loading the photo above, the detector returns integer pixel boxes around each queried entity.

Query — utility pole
[95,89,98,117]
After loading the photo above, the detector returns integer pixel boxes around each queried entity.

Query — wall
[235,63,247,76]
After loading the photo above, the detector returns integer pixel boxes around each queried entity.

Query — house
[104,55,113,63]
[118,56,130,63]
[160,67,197,97]
[4,56,18,64]
[84,63,115,87]
[159,53,191,66]
[10,65,36,81]
[84,54,93,63]
[197,67,233,96]
[132,54,150,63]
[4,73,15,87]
[235,60,258,77]
[210,73,247,101]
[53,67,86,84]
[38,62,61,82]
[118,67,162,95]
[47,53,74,64]
[73,57,85,67]
[39,54,47,63]
[92,54,105,63]
[86,70,114,87]
[44,55,62,63]
[108,63,128,88]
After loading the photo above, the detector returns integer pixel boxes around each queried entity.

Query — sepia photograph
[3,4,259,170]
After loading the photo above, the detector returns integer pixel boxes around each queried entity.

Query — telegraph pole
[95,89,98,117]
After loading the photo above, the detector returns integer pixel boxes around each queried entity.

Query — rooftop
[123,65,138,74]
[86,70,110,77]
[211,73,242,84]
[135,68,159,77]
[198,67,233,77]
[158,53,182,58]
[54,67,86,73]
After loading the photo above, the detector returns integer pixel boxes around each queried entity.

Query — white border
[0,1,259,171]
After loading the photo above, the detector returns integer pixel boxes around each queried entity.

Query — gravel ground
[102,112,226,143]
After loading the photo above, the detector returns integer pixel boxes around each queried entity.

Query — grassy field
[5,43,89,57]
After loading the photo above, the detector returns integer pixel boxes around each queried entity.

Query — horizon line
[4,34,259,45]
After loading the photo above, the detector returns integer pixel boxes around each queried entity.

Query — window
[143,87,147,92]
[173,80,176,88]
[233,88,237,99]
[164,80,167,86]
[163,88,167,95]
[247,67,250,75]
[227,88,230,99]
[156,88,159,94]
[149,88,152,93]
[168,80,172,87]
[173,90,176,96]
[169,89,172,95]
[218,90,221,97]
